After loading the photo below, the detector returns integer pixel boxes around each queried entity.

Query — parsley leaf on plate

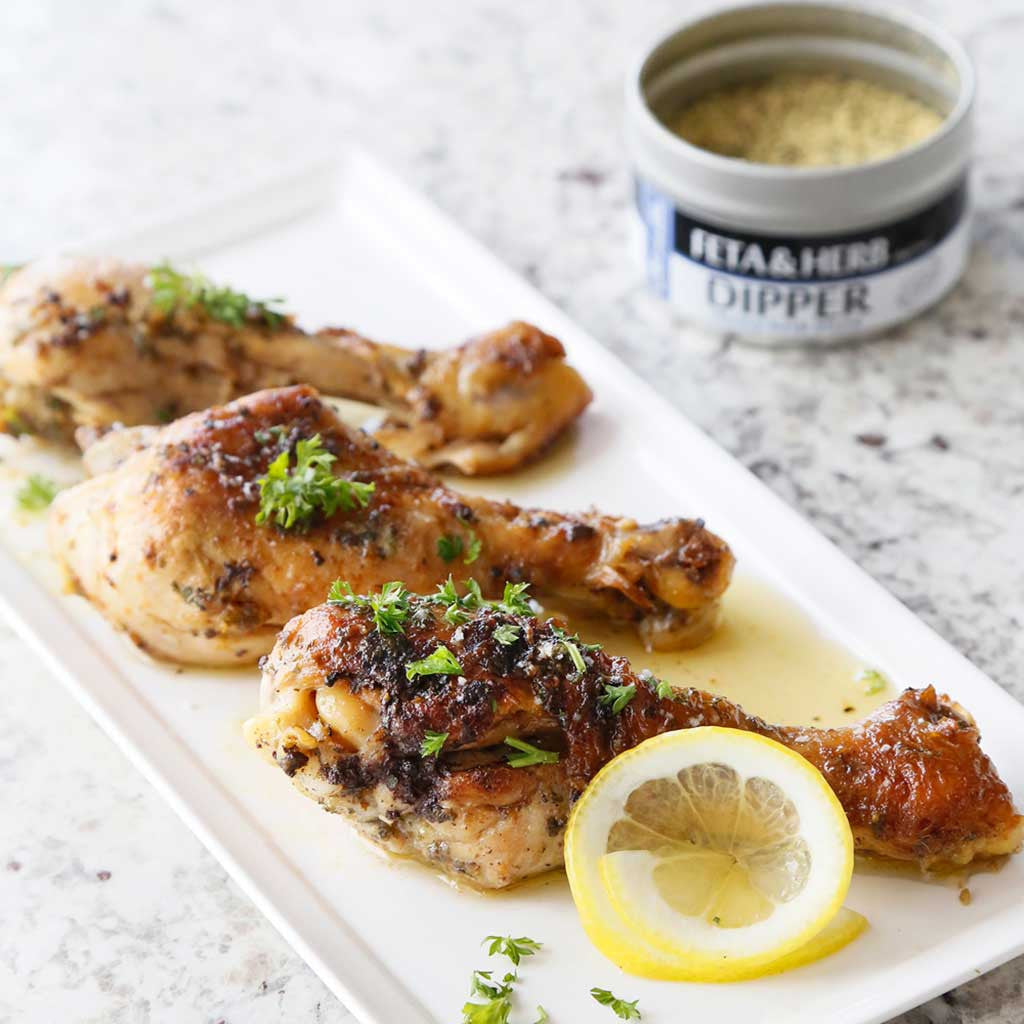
[483,934,542,967]
[591,987,641,1020]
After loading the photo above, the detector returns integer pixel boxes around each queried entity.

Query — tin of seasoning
[626,2,975,345]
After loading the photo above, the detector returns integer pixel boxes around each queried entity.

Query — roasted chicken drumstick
[247,590,1022,889]
[50,385,733,665]
[0,257,591,474]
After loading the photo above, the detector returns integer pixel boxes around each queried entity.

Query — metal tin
[626,1,975,345]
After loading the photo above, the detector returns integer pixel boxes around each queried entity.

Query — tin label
[632,177,969,340]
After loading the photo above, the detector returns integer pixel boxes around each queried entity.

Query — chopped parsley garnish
[148,262,286,328]
[493,624,520,646]
[504,737,559,768]
[548,626,600,677]
[255,434,374,529]
[462,969,516,1024]
[599,682,637,714]
[857,668,887,695]
[432,575,481,625]
[327,580,411,635]
[561,639,586,675]
[496,581,533,616]
[420,730,448,758]
[254,424,288,445]
[429,577,533,625]
[438,527,482,565]
[483,934,542,967]
[15,474,59,512]
[464,531,483,564]
[437,534,464,562]
[655,678,676,700]
[591,987,642,1020]
[406,645,462,681]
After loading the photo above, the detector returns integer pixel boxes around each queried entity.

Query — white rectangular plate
[2,148,1023,1024]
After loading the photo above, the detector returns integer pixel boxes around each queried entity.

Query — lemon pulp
[605,763,811,928]
[565,727,862,982]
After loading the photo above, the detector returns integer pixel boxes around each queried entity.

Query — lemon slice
[565,727,859,982]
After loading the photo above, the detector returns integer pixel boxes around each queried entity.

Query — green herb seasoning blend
[626,2,975,345]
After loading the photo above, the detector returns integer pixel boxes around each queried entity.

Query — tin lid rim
[624,0,975,230]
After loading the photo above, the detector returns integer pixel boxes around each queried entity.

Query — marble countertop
[3,0,1024,1021]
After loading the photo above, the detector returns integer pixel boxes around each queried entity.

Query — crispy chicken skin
[247,598,1022,888]
[49,386,733,666]
[0,256,592,474]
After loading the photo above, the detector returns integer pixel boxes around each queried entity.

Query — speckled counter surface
[2,1,1023,1021]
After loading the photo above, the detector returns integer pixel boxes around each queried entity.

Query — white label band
[632,177,970,341]
[664,219,969,338]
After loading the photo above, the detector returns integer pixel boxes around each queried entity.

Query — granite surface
[2,0,1024,1021]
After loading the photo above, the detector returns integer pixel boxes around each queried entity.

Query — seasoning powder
[672,72,944,167]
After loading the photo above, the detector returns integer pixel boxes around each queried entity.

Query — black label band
[640,178,967,284]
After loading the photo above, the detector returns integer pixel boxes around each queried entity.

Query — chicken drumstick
[247,590,1022,888]
[49,385,733,665]
[0,257,591,474]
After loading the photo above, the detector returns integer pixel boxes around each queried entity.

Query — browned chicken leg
[247,592,1023,888]
[0,256,591,474]
[49,386,733,666]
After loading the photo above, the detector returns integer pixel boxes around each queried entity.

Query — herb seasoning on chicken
[49,385,733,665]
[0,255,591,474]
[245,582,1022,888]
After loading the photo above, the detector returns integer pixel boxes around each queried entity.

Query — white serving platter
[2,148,1023,1024]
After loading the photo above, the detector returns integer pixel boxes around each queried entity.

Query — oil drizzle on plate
[549,573,890,729]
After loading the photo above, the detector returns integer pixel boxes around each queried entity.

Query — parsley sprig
[504,737,559,768]
[458,933,642,1023]
[406,645,462,681]
[431,577,534,625]
[438,529,483,565]
[591,987,642,1020]
[550,625,601,677]
[434,576,483,625]
[420,730,448,758]
[857,667,887,695]
[461,934,545,1023]
[493,624,520,646]
[15,474,59,512]
[437,534,464,562]
[256,434,374,529]
[463,969,516,1024]
[326,576,536,633]
[328,580,410,634]
[483,935,542,967]
[599,682,637,714]
[148,262,286,328]
[495,582,533,616]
